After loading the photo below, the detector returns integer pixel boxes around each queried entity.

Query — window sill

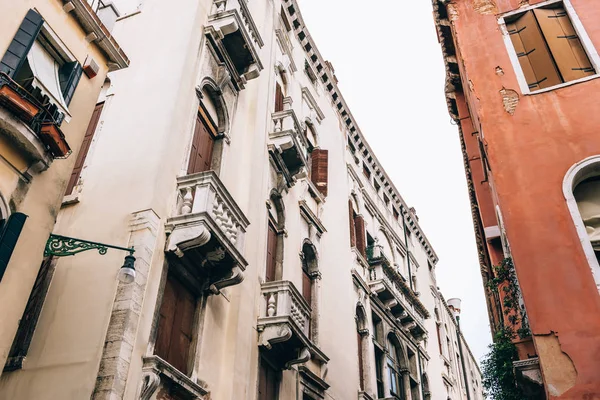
[141,356,209,400]
[61,192,81,206]
[524,73,600,96]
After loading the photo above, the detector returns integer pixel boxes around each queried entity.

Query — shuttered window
[274,82,284,112]
[310,149,328,197]
[357,330,365,390]
[302,262,312,308]
[0,10,44,78]
[187,109,215,175]
[6,257,55,371]
[266,222,277,282]
[506,3,595,91]
[155,276,196,375]
[258,357,279,400]
[355,214,366,258]
[65,102,103,196]
[0,212,27,282]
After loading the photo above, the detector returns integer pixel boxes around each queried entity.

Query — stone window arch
[301,240,320,341]
[266,190,285,282]
[386,333,409,399]
[563,155,600,290]
[355,303,370,393]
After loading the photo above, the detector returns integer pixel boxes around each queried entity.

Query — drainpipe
[448,298,471,400]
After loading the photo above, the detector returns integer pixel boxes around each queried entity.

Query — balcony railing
[165,171,249,294]
[268,107,311,185]
[366,246,429,336]
[0,72,71,162]
[205,0,264,90]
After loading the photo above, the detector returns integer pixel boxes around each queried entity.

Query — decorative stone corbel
[285,347,311,369]
[258,324,292,349]
[165,223,212,257]
[208,265,244,294]
[139,370,161,400]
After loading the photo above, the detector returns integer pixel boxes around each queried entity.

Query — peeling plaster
[473,0,498,14]
[519,0,530,8]
[534,332,577,397]
[495,66,504,76]
[499,88,519,115]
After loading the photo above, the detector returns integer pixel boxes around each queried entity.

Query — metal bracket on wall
[44,233,134,258]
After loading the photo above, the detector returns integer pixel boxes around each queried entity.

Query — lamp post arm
[44,234,135,258]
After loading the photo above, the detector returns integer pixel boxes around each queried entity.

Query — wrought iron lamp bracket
[44,234,135,258]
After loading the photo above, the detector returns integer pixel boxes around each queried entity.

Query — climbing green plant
[481,328,526,400]
[481,257,533,399]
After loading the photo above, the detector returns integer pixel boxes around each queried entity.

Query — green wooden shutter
[59,61,83,106]
[0,212,28,282]
[0,10,44,78]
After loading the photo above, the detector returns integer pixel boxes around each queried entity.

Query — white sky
[297,0,492,361]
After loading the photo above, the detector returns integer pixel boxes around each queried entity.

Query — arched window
[301,241,319,340]
[386,337,403,398]
[563,156,600,290]
[355,305,368,391]
[188,87,219,175]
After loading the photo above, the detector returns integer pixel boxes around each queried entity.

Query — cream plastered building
[0,1,483,399]
[0,0,128,383]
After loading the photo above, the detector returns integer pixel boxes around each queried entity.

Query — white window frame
[498,0,600,95]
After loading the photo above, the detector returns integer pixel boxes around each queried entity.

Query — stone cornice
[284,0,438,265]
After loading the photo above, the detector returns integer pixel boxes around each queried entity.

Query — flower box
[0,84,39,123]
[39,122,71,158]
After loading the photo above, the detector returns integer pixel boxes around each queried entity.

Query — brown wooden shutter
[310,149,328,197]
[302,267,312,308]
[6,257,55,371]
[533,7,595,82]
[355,215,366,258]
[266,223,277,282]
[65,102,104,196]
[187,113,215,175]
[274,83,284,112]
[348,200,356,248]
[155,276,195,375]
[436,324,443,355]
[507,11,562,90]
[357,331,365,390]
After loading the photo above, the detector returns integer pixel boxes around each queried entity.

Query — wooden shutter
[274,83,284,112]
[266,223,277,282]
[65,103,104,196]
[355,215,366,258]
[258,357,279,400]
[533,7,595,82]
[302,267,312,308]
[310,149,328,197]
[357,331,364,390]
[436,324,444,355]
[0,212,27,282]
[348,200,356,248]
[0,10,44,77]
[155,276,195,375]
[6,257,55,371]
[187,113,214,174]
[507,11,562,90]
[59,61,83,106]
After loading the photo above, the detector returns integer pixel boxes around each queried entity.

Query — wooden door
[65,102,103,195]
[155,276,195,374]
[302,267,312,308]
[274,83,284,112]
[266,223,277,282]
[357,331,364,390]
[258,357,279,400]
[187,113,214,174]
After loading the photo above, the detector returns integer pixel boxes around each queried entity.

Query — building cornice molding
[284,0,438,265]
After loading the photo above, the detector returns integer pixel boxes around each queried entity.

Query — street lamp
[448,298,471,400]
[45,234,136,284]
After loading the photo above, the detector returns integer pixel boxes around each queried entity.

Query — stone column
[401,368,413,400]
[92,209,160,400]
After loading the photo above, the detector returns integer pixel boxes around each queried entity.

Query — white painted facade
[0,0,483,399]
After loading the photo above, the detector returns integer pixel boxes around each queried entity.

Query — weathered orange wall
[451,0,600,398]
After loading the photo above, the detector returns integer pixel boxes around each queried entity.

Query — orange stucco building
[433,0,600,398]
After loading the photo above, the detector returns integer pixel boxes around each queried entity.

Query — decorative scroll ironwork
[44,234,134,258]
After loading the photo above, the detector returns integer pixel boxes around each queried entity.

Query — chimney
[97,1,120,32]
[447,298,462,320]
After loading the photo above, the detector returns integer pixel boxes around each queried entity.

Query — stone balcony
[268,105,311,187]
[165,171,249,294]
[204,0,264,90]
[258,280,328,368]
[366,246,429,338]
